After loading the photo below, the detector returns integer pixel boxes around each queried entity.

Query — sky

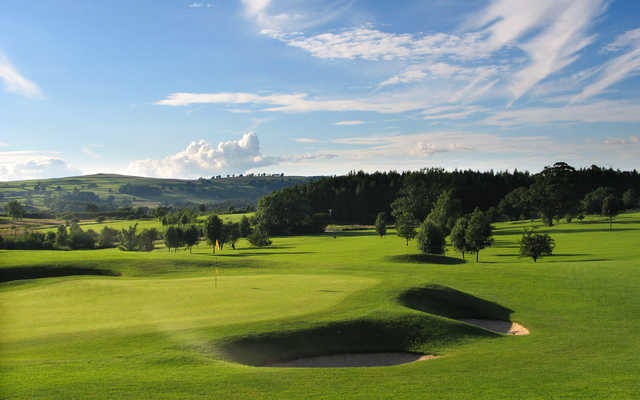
[1,0,640,180]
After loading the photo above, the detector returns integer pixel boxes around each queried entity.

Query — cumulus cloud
[0,53,44,99]
[127,132,278,178]
[0,151,80,181]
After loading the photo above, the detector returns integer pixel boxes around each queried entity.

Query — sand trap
[459,319,530,335]
[264,353,439,368]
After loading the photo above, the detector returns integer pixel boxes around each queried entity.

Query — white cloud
[572,28,640,102]
[278,28,486,61]
[293,137,322,143]
[0,53,44,99]
[127,132,278,178]
[0,151,80,181]
[156,91,432,114]
[483,100,640,126]
[334,120,365,126]
[188,2,213,8]
[467,0,607,105]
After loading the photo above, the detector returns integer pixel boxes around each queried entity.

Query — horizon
[2,0,640,180]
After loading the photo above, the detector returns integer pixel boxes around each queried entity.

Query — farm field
[1,213,639,399]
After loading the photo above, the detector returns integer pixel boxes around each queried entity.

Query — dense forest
[255,163,640,234]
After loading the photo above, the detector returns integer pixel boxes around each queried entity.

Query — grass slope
[0,173,313,210]
[1,213,639,399]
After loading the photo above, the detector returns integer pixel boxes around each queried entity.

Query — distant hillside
[0,173,317,214]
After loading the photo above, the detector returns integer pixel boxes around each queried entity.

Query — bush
[248,226,272,247]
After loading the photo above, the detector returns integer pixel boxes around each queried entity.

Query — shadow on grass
[399,284,513,321]
[386,254,465,265]
[0,266,119,283]
[209,251,315,257]
[217,315,494,366]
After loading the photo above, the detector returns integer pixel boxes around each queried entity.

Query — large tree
[528,162,578,226]
[183,225,201,253]
[375,212,387,238]
[602,195,619,231]
[204,215,224,253]
[395,212,417,246]
[425,189,461,235]
[581,187,613,215]
[164,226,183,253]
[622,188,638,210]
[519,229,555,262]
[416,220,445,255]
[450,216,470,259]
[465,208,493,263]
[6,200,25,221]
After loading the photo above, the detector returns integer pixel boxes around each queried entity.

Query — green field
[0,173,312,211]
[1,213,639,399]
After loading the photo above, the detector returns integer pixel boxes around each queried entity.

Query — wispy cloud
[188,2,213,8]
[156,91,432,114]
[483,100,640,126]
[293,138,322,143]
[334,120,365,126]
[572,28,640,102]
[0,53,44,99]
[81,144,103,159]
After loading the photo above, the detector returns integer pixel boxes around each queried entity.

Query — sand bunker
[264,353,439,368]
[459,319,530,335]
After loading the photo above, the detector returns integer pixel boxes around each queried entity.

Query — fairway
[1,213,640,399]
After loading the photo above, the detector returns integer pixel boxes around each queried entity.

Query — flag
[215,239,221,252]
[216,269,219,275]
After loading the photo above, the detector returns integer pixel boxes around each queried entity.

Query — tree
[528,162,577,226]
[465,208,493,263]
[183,225,200,253]
[164,226,182,253]
[622,188,638,210]
[519,229,555,262]
[248,225,272,247]
[602,195,619,231]
[450,216,470,259]
[239,215,252,237]
[138,228,159,252]
[98,226,119,248]
[6,200,25,221]
[55,225,68,248]
[395,212,416,246]
[204,215,223,253]
[224,222,241,249]
[416,220,445,255]
[581,187,613,215]
[425,189,461,235]
[375,212,387,238]
[119,224,138,251]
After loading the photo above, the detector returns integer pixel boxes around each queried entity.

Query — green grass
[1,213,639,399]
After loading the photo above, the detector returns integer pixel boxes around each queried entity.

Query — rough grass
[1,212,639,399]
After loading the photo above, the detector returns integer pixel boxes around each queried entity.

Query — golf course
[2,212,639,399]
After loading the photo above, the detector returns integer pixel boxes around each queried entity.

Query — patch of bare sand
[264,353,440,368]
[459,319,530,335]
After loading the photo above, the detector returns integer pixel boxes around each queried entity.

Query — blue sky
[1,0,640,180]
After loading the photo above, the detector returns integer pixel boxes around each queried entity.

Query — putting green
[0,274,377,343]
